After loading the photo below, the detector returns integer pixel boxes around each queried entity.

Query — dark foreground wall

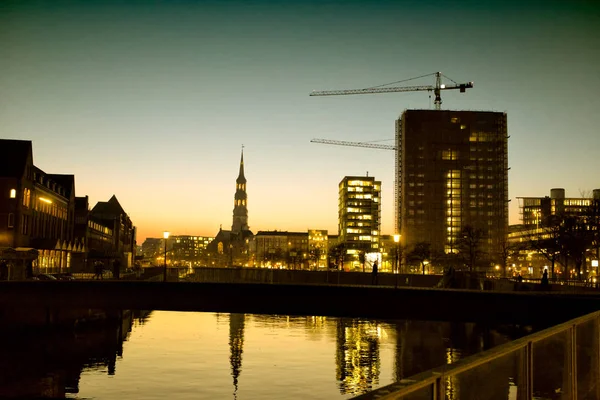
[1,281,600,326]
[191,268,442,287]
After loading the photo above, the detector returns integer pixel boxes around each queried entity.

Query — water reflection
[229,314,245,399]
[0,312,527,399]
[0,310,151,398]
[336,319,381,395]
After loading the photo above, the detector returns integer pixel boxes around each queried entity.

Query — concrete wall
[2,281,600,325]
[190,267,442,287]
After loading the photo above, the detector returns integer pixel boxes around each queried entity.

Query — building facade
[253,231,308,269]
[140,238,162,259]
[308,229,328,269]
[170,235,213,265]
[0,139,78,274]
[1,139,136,276]
[518,188,600,227]
[338,176,381,254]
[508,188,600,278]
[397,110,508,258]
[73,195,137,271]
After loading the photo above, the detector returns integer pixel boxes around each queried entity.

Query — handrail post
[432,375,443,400]
[571,324,578,399]
[517,342,533,400]
[596,316,600,399]
[526,341,533,399]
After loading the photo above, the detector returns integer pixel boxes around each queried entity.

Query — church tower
[232,149,249,233]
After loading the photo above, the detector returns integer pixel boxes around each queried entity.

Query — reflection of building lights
[39,197,52,204]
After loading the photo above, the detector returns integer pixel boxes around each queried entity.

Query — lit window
[442,150,458,160]
[9,189,16,198]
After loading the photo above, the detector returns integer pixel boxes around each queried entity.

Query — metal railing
[353,310,600,399]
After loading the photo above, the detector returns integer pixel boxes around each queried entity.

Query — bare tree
[408,242,431,275]
[287,248,303,270]
[456,225,485,272]
[309,245,322,270]
[525,217,562,280]
[561,216,591,280]
[328,243,345,271]
[498,235,514,278]
[358,250,366,273]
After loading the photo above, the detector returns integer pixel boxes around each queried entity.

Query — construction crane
[310,72,473,233]
[310,71,473,110]
[310,138,395,151]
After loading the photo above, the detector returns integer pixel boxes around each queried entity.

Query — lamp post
[163,231,170,282]
[393,234,400,288]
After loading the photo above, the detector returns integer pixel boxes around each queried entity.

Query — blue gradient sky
[1,0,599,241]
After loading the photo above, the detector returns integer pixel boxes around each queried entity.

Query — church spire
[232,147,248,233]
[236,147,246,184]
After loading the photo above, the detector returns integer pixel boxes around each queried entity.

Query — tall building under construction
[397,110,508,257]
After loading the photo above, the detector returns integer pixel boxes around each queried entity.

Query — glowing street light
[163,231,170,282]
[393,234,401,288]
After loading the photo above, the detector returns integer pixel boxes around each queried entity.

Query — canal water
[0,311,521,399]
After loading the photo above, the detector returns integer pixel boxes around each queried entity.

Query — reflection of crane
[310,71,473,111]
[310,72,474,232]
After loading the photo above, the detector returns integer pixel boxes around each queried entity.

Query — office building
[397,110,508,258]
[141,238,162,259]
[254,231,307,268]
[171,235,213,265]
[338,176,381,254]
[518,188,600,227]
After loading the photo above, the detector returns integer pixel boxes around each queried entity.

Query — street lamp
[393,234,401,288]
[163,231,170,282]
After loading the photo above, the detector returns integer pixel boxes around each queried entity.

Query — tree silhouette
[457,225,485,272]
[525,216,563,280]
[497,235,515,278]
[561,216,590,280]
[309,245,322,270]
[329,243,346,270]
[287,248,303,270]
[408,242,431,275]
[358,250,366,273]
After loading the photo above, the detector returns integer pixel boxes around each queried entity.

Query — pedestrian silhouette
[26,260,33,279]
[94,261,104,279]
[0,261,8,281]
[112,259,121,280]
[371,261,378,285]
[541,269,549,290]
[516,273,523,283]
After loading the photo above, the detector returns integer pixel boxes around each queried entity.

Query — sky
[1,0,599,242]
